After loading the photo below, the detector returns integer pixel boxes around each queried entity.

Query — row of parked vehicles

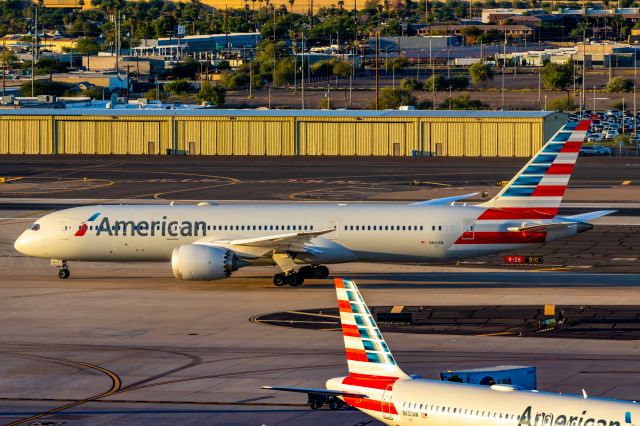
[567,109,638,156]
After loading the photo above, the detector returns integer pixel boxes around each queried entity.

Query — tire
[579,151,585,156]
[310,401,320,410]
[287,273,304,287]
[329,399,339,410]
[273,273,286,287]
[298,265,313,278]
[58,269,70,279]
[314,265,330,279]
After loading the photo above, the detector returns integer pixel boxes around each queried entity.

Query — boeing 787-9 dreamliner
[14,120,612,285]
[263,278,639,425]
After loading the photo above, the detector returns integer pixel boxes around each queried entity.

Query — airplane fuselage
[15,203,556,265]
[330,376,640,426]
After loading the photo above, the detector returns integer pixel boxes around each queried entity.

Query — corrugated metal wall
[0,113,556,157]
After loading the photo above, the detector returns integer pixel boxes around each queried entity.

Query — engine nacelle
[171,244,240,281]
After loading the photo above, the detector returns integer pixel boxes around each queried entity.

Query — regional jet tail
[263,278,640,425]
[14,120,612,285]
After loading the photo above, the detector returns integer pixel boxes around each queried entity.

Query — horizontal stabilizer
[260,386,368,398]
[507,222,580,232]
[561,210,616,222]
[410,192,479,206]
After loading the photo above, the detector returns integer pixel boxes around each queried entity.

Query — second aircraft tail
[478,119,591,220]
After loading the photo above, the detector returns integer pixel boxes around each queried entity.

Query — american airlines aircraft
[14,120,611,286]
[263,278,640,425]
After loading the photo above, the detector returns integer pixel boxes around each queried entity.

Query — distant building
[1,33,78,53]
[132,33,261,60]
[81,55,165,77]
[417,25,534,42]
[368,36,461,51]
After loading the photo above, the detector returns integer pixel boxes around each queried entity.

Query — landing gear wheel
[58,268,70,279]
[312,265,330,279]
[273,273,287,287]
[287,273,304,287]
[298,265,313,278]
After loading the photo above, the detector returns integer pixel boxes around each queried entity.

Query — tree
[541,61,573,91]
[400,78,424,90]
[76,37,100,71]
[377,88,416,109]
[273,57,295,85]
[164,79,192,95]
[196,82,226,106]
[332,61,352,78]
[460,26,483,44]
[469,63,494,88]
[606,77,634,93]
[20,80,72,97]
[424,75,446,91]
[448,76,469,91]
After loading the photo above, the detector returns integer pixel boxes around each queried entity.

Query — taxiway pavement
[3,214,640,425]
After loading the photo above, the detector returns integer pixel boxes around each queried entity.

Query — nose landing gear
[52,259,70,279]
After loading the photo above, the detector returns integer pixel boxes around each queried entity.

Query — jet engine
[171,244,243,280]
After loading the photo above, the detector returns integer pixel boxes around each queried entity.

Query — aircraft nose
[14,232,30,255]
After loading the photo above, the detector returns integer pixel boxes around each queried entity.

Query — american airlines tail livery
[14,120,612,285]
[263,278,640,425]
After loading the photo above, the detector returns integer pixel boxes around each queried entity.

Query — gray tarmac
[3,213,640,425]
[0,155,638,201]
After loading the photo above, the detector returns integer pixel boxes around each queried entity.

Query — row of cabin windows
[402,401,518,421]
[79,224,315,232]
[344,225,425,231]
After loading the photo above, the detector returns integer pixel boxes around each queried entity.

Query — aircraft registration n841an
[14,120,612,285]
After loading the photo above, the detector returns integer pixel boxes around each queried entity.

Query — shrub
[378,88,417,109]
[164,79,192,95]
[424,75,447,91]
[439,94,488,110]
[196,82,225,106]
[547,96,578,112]
[400,78,424,91]
[606,77,634,93]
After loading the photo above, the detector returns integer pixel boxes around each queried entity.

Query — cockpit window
[28,223,40,231]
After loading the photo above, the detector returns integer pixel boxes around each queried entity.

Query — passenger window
[356,226,360,230]
[420,225,423,230]
[438,226,442,231]
[287,225,291,230]
[385,226,389,230]
[350,226,353,230]
[304,225,308,230]
[367,225,371,230]
[391,226,394,230]
[310,225,314,230]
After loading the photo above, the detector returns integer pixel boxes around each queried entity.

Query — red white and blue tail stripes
[335,278,408,380]
[478,120,590,219]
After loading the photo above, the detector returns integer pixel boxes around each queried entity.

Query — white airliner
[14,120,612,285]
[263,278,640,425]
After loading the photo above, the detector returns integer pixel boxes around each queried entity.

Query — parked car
[587,133,604,142]
[603,129,619,139]
[579,145,612,156]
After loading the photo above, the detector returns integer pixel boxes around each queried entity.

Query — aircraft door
[58,219,69,240]
[381,384,393,420]
[461,219,475,241]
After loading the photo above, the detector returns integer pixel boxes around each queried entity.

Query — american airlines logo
[92,216,208,237]
[517,406,630,426]
[74,212,101,237]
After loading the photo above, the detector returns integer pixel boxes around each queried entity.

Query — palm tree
[288,0,295,14]
[337,0,344,11]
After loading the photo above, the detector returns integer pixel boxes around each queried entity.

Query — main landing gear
[272,265,330,288]
[52,259,70,279]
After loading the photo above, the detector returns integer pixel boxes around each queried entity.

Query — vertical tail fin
[478,120,591,220]
[335,278,408,380]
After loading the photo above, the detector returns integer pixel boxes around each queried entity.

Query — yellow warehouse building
[0,110,567,157]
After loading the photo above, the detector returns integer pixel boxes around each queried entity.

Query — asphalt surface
[255,304,640,340]
[0,155,638,201]
[3,213,640,425]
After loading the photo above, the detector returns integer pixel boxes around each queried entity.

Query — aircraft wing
[410,192,479,206]
[261,386,368,398]
[207,229,335,251]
